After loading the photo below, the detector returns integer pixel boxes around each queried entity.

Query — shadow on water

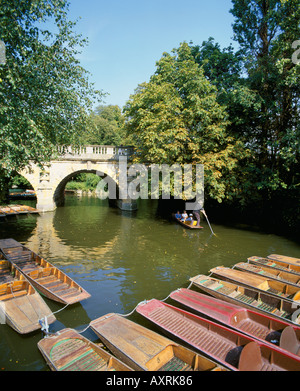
[0,195,299,370]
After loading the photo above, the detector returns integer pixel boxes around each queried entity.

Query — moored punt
[90,313,227,371]
[248,256,300,277]
[0,261,56,334]
[0,205,39,218]
[170,288,300,358]
[189,274,300,325]
[267,254,300,266]
[210,266,300,305]
[38,328,133,371]
[234,262,300,287]
[136,299,300,371]
[0,239,91,305]
[0,206,17,216]
[9,205,39,214]
[172,214,203,230]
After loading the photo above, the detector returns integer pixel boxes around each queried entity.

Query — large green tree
[0,0,103,185]
[230,0,300,192]
[83,105,126,146]
[124,42,245,202]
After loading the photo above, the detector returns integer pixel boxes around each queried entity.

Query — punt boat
[90,313,227,371]
[0,239,90,305]
[38,328,133,371]
[234,262,300,287]
[189,274,300,325]
[172,214,203,230]
[170,288,300,358]
[267,254,300,266]
[210,266,300,305]
[0,257,56,334]
[248,256,300,276]
[136,299,300,371]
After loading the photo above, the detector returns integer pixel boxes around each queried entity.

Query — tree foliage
[0,0,103,175]
[83,105,126,145]
[124,42,246,202]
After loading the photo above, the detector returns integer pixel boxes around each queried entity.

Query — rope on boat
[39,303,70,336]
[116,281,195,318]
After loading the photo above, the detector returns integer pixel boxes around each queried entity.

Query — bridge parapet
[57,145,133,161]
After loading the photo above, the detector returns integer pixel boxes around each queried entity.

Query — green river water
[0,195,299,371]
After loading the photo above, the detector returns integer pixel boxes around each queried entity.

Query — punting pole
[202,209,215,235]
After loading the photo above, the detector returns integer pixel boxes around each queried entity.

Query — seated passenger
[186,214,194,224]
[181,211,188,221]
[175,211,181,219]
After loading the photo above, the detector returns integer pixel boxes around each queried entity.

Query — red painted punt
[136,299,300,371]
[170,288,300,358]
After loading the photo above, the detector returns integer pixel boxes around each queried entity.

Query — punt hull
[0,263,56,334]
[136,299,300,371]
[170,288,300,358]
[90,313,227,371]
[0,238,90,305]
[38,328,133,371]
[210,266,300,305]
[234,262,300,287]
[268,254,300,266]
[189,274,300,326]
[173,215,203,230]
[249,256,300,277]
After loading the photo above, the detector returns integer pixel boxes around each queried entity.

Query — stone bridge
[19,145,137,212]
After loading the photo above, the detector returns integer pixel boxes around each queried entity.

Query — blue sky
[67,0,236,108]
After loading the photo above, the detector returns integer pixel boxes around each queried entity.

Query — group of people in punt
[175,209,203,227]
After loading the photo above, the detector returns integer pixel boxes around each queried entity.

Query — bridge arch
[53,169,119,207]
[18,146,137,212]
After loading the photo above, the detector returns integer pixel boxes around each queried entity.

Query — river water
[0,195,299,371]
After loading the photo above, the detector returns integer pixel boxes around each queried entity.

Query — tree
[83,105,126,145]
[124,42,245,202]
[0,0,103,190]
[230,0,300,192]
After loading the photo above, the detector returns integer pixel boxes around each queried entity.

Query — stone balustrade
[57,145,133,161]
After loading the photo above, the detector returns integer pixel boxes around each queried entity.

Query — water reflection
[0,196,299,370]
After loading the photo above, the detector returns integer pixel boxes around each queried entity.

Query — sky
[66,0,237,108]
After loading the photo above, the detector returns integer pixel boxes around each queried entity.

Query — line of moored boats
[0,237,299,371]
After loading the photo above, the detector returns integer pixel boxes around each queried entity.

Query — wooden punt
[9,204,39,214]
[0,206,17,216]
[267,254,300,266]
[248,256,300,277]
[189,274,300,325]
[210,266,300,305]
[90,313,228,371]
[0,258,56,334]
[172,214,203,230]
[38,328,133,371]
[0,239,90,305]
[234,262,300,287]
[170,288,300,358]
[136,299,300,371]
